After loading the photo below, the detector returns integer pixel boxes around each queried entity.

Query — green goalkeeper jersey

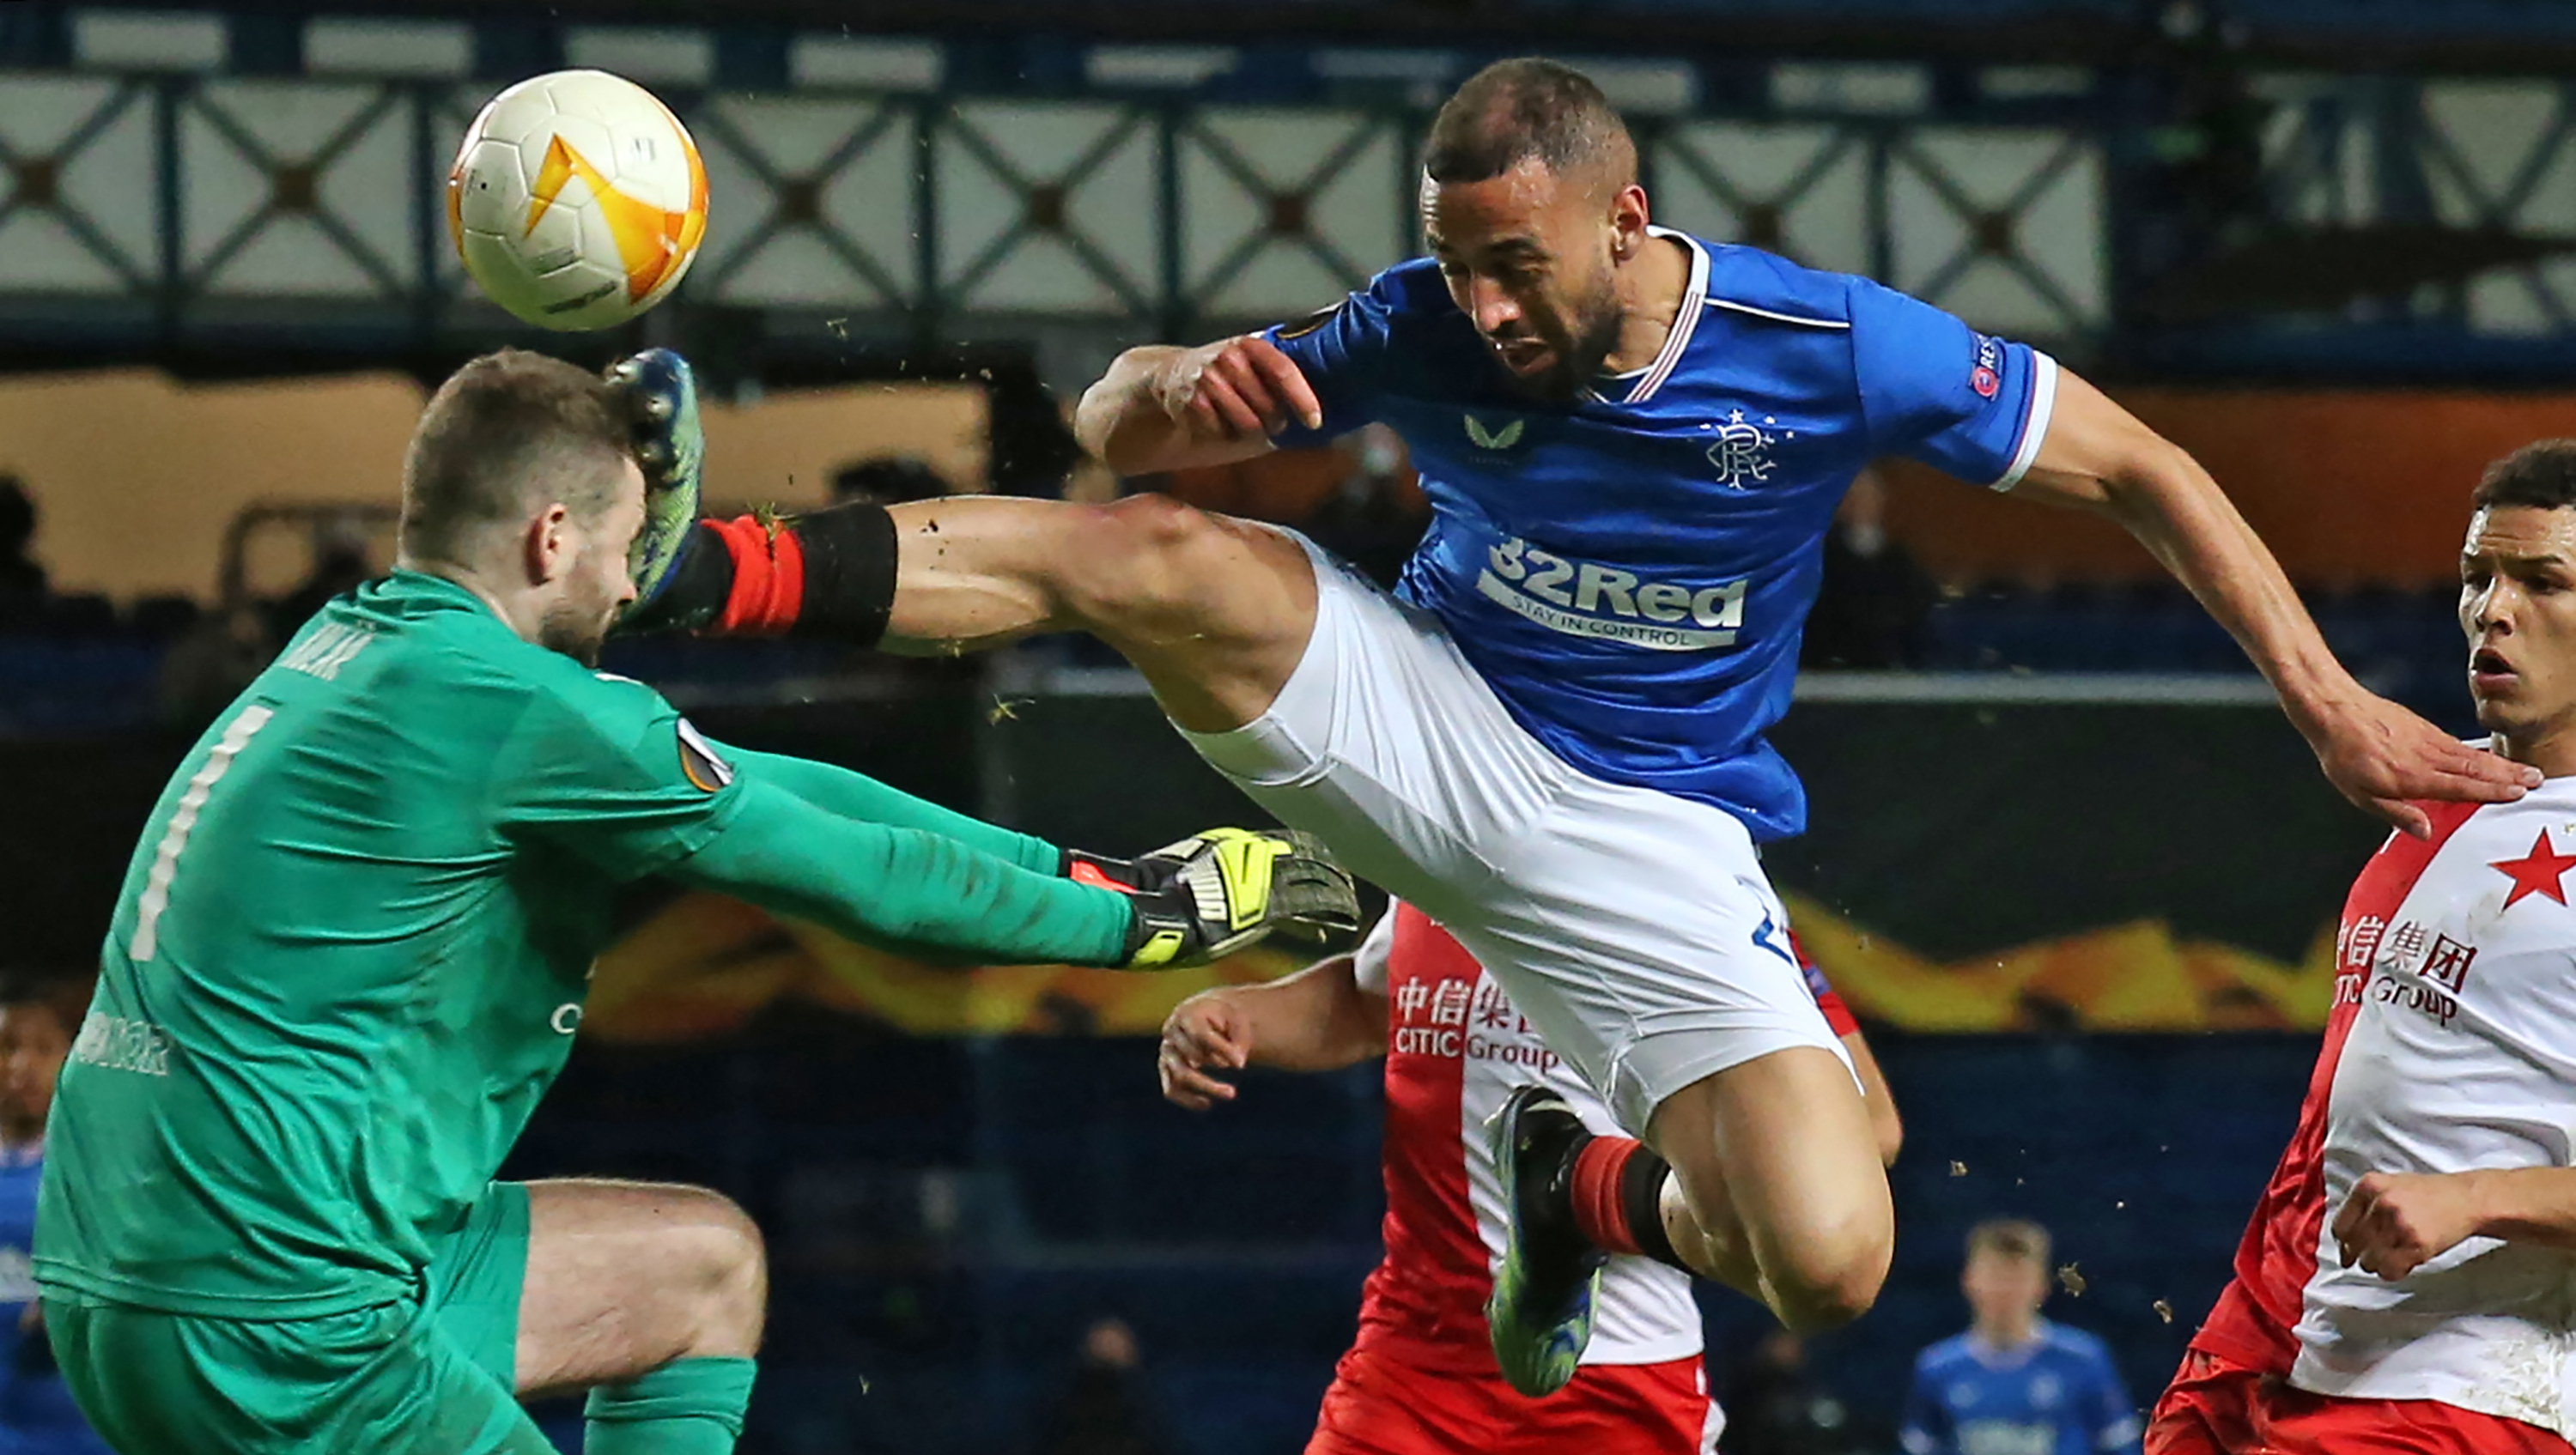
[37,570,1129,1319]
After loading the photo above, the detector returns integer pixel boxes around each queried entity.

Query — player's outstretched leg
[626,491,1319,736]
[608,344,1317,728]
[514,1179,767,1453]
[889,494,1318,731]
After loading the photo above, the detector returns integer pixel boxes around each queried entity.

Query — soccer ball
[447,70,709,331]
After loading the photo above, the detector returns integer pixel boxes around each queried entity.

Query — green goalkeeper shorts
[43,1182,552,1455]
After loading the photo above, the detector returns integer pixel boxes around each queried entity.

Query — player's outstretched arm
[1075,336,1324,476]
[721,743,1062,876]
[1158,954,1387,1110]
[675,777,1135,964]
[2334,1167,2576,1281]
[673,785,1359,971]
[2009,369,2538,836]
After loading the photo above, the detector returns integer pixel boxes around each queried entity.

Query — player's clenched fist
[1159,991,1255,1109]
[1156,335,1326,443]
[2333,1170,2484,1281]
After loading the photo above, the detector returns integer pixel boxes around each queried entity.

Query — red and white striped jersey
[2194,785,2576,1437]
[1347,902,1859,1373]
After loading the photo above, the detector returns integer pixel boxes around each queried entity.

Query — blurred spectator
[157,603,275,732]
[1032,1318,1176,1455]
[1303,424,1429,589]
[270,512,378,640]
[0,970,112,1454]
[834,455,952,507]
[1720,1329,1862,1455]
[1801,467,1937,669]
[1899,1219,2141,1455]
[0,476,47,619]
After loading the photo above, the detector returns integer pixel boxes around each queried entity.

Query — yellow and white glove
[1073,828,1362,969]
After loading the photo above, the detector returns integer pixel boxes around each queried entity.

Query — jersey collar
[1966,1319,2050,1368]
[1615,226,1709,407]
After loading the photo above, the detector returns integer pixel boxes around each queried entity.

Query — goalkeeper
[33,349,1356,1455]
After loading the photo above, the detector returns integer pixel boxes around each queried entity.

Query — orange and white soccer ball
[447,70,708,330]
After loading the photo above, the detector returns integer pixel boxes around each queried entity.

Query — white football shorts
[1180,537,1851,1134]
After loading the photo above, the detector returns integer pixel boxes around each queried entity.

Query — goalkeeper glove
[604,348,708,624]
[1072,828,1362,969]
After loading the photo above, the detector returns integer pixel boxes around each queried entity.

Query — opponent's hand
[1095,828,1360,969]
[2334,1171,2485,1280]
[2301,691,2537,840]
[605,348,708,620]
[1159,991,1253,1109]
[1156,336,1325,444]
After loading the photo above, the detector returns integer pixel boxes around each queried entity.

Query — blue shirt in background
[1900,1320,2142,1455]
[0,1143,110,1455]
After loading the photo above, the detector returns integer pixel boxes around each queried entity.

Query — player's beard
[1505,280,1625,403]
[538,568,621,667]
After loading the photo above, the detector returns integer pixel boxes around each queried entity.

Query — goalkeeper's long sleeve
[669,777,1130,965]
[718,742,1062,876]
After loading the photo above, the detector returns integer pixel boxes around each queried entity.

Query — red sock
[709,515,806,635]
[1571,1136,1647,1255]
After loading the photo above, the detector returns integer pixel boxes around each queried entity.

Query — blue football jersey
[1267,229,2056,839]
[1900,1322,2143,1455]
[0,1143,110,1455]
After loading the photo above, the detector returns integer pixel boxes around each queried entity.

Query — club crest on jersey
[1463,414,1524,452]
[1707,409,1777,489]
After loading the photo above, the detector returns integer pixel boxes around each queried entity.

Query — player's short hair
[1965,1217,2051,1268]
[400,349,634,567]
[2473,440,2576,512]
[0,968,94,1038]
[1423,58,1636,195]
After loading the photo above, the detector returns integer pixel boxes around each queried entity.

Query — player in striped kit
[1158,905,1900,1454]
[2147,440,2576,1455]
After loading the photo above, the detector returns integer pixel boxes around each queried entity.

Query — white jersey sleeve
[1352,907,1397,996]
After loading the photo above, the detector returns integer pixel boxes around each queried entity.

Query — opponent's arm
[2010,372,2536,836]
[1075,338,1324,476]
[720,743,1061,875]
[1157,954,1388,1110]
[2334,1167,2576,1280]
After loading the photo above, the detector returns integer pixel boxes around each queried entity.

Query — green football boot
[1485,1083,1607,1397]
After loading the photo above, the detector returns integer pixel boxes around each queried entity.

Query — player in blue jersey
[0,975,111,1455]
[1901,1220,2142,1455]
[627,58,2535,1398]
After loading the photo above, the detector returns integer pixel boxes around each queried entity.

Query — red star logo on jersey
[2492,828,2576,908]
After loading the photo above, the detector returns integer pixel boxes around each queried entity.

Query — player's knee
[1060,493,1229,627]
[1768,1218,1891,1332]
[670,1188,768,1355]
